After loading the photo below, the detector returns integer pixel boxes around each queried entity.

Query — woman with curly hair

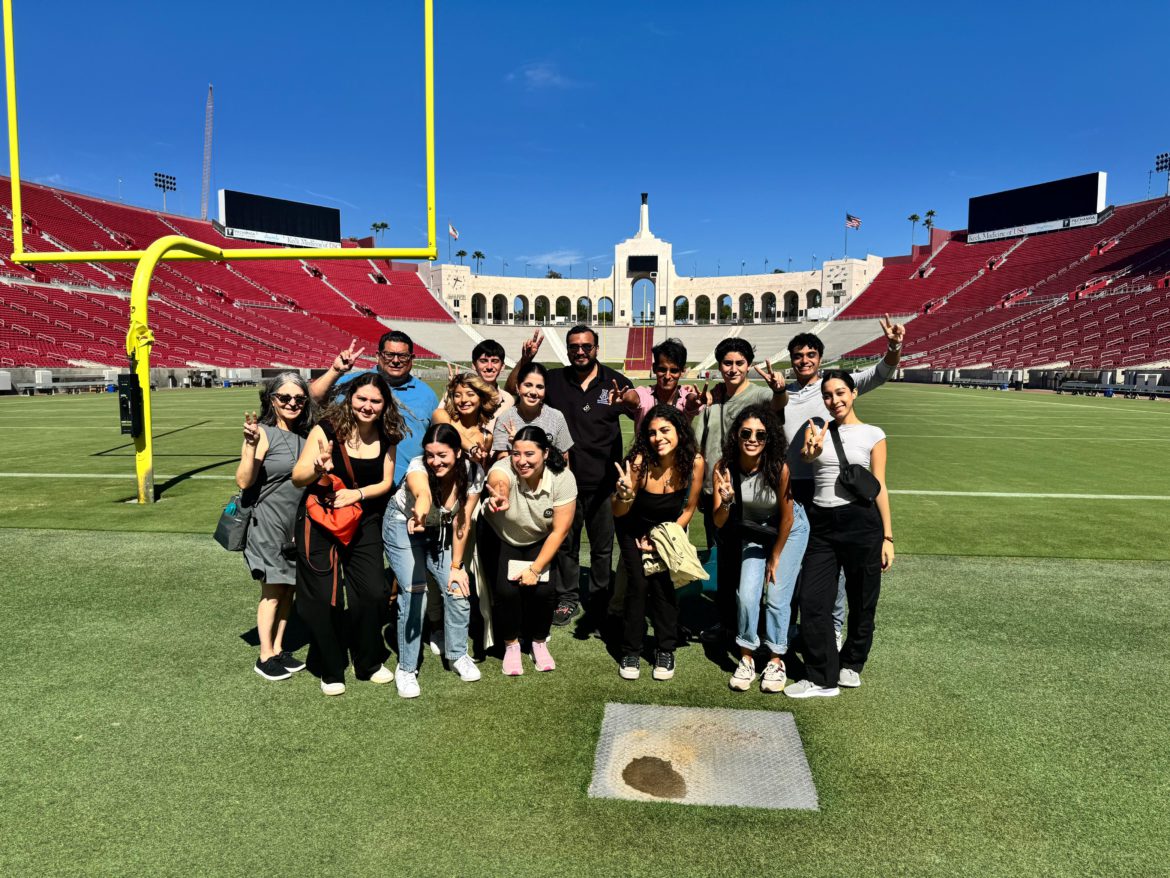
[431,371,498,469]
[236,371,319,681]
[612,404,704,681]
[291,372,404,696]
[712,403,808,694]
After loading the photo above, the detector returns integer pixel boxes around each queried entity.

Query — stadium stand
[0,178,447,367]
[840,196,1170,370]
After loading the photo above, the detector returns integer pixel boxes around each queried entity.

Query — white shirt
[812,423,886,508]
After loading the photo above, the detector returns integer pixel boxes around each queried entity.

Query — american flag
[845,213,862,229]
[448,223,459,240]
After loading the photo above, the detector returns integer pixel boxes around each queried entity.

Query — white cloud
[676,248,701,256]
[33,173,64,185]
[505,61,581,90]
[519,248,583,268]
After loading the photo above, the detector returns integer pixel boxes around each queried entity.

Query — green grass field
[1,383,1168,876]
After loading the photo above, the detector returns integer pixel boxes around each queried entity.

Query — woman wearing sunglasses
[786,370,893,699]
[711,404,808,694]
[615,338,704,432]
[235,371,319,682]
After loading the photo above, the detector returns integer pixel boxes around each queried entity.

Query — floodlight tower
[153,171,176,212]
[200,85,214,220]
[1156,152,1170,198]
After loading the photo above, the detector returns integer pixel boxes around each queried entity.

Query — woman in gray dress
[237,371,319,681]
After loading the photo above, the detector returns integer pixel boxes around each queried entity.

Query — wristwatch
[451,561,464,570]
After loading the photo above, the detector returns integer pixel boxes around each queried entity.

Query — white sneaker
[835,628,845,652]
[427,630,443,656]
[320,681,346,696]
[760,660,787,693]
[367,664,394,684]
[838,668,862,688]
[784,679,839,699]
[394,665,421,698]
[728,657,757,691]
[452,654,482,682]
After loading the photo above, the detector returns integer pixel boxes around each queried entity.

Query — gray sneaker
[760,660,787,693]
[784,679,840,699]
[728,657,757,691]
[838,668,862,688]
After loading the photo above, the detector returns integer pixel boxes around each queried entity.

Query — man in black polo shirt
[508,325,633,630]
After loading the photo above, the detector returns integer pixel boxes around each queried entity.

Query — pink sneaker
[502,641,523,676]
[531,640,556,672]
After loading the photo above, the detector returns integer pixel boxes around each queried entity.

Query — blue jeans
[383,512,471,669]
[735,503,809,654]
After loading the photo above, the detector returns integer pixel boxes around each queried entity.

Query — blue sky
[6,0,1170,280]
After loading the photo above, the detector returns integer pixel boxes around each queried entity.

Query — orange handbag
[304,441,363,545]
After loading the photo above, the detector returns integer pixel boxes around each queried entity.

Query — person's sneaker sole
[785,683,840,699]
[652,667,675,681]
[320,681,346,696]
[254,660,291,682]
[367,666,394,684]
[619,667,640,680]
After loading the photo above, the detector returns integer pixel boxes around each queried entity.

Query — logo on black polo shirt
[543,508,554,519]
[596,389,610,406]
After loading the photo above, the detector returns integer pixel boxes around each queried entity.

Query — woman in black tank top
[612,405,705,681]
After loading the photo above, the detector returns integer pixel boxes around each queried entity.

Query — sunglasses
[739,428,767,442]
[567,343,595,352]
[272,393,307,407]
[379,350,413,362]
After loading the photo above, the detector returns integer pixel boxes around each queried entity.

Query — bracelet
[358,488,364,501]
[451,561,464,571]
[528,566,540,578]
[883,536,894,543]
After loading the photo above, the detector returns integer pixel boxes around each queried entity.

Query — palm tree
[908,213,920,249]
[471,250,485,274]
[923,209,936,238]
[455,248,467,265]
[370,221,389,243]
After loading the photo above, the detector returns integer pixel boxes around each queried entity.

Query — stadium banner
[968,213,1099,243]
[217,189,342,249]
[219,227,340,249]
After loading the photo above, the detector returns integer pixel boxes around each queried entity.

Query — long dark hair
[511,425,567,474]
[719,403,786,487]
[421,423,471,526]
[257,370,318,437]
[624,403,696,489]
[321,372,405,445]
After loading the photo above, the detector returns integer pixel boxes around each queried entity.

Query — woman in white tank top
[786,370,895,699]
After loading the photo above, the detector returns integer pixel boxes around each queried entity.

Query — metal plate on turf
[588,702,818,810]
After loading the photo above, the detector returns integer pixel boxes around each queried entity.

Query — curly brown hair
[321,372,406,445]
[718,403,786,487]
[624,404,697,490]
[442,372,500,426]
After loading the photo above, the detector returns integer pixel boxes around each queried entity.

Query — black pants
[556,486,615,612]
[479,519,557,643]
[798,502,883,687]
[617,532,679,655]
[295,511,387,685]
[701,493,739,633]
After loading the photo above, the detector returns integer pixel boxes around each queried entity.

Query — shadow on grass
[92,420,211,456]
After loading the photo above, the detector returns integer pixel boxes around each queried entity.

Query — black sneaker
[618,654,641,680]
[254,657,291,681]
[552,602,577,627]
[652,650,676,681]
[276,650,306,673]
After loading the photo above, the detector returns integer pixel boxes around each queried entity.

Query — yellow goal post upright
[2,0,439,503]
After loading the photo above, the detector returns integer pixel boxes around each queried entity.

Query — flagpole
[844,215,848,261]
[447,218,451,262]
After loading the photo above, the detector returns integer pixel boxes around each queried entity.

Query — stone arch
[738,293,754,323]
[783,291,799,321]
[513,295,529,323]
[598,296,615,326]
[632,278,656,325]
[491,294,507,324]
[695,295,712,324]
[555,296,571,322]
[717,294,733,324]
[576,296,592,324]
[761,292,777,323]
[471,293,486,323]
[534,295,551,324]
[806,290,821,310]
[673,295,690,324]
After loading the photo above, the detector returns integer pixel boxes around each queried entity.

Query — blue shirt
[335,369,438,485]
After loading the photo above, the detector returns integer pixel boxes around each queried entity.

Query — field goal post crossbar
[2,0,438,503]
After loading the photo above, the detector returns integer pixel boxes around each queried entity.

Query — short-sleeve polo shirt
[485,458,578,547]
[543,363,632,492]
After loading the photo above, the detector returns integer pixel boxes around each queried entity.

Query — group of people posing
[233,316,905,700]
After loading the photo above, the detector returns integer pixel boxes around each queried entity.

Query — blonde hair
[443,372,500,425]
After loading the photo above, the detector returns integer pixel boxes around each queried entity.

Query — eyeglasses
[739,429,767,442]
[653,366,682,375]
[379,350,413,362]
[567,343,595,352]
[272,393,307,407]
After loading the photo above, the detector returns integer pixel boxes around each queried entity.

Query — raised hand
[683,381,708,415]
[446,361,459,382]
[607,378,623,406]
[243,411,260,446]
[801,419,829,461]
[613,460,636,501]
[521,329,544,361]
[331,338,364,373]
[713,463,734,504]
[879,313,906,347]
[313,438,335,475]
[754,359,786,395]
[484,480,510,513]
[503,419,517,443]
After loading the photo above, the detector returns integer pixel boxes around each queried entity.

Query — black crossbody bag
[829,422,881,506]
